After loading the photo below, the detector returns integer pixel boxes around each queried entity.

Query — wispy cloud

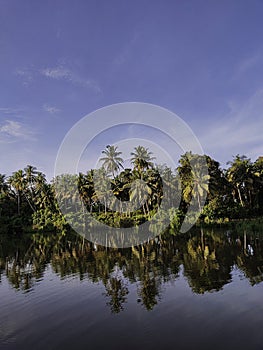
[14,64,101,93]
[0,120,35,143]
[41,66,70,79]
[40,65,101,92]
[198,89,263,164]
[15,68,34,86]
[0,107,22,115]
[232,53,261,81]
[43,104,60,114]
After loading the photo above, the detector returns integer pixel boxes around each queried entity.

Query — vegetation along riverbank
[0,146,262,236]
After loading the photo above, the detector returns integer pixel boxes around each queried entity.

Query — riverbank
[196,217,263,232]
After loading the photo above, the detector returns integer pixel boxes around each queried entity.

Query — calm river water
[0,227,262,349]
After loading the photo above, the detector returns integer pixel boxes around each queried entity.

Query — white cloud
[14,64,101,93]
[41,66,70,79]
[0,120,35,143]
[40,65,101,92]
[43,104,60,114]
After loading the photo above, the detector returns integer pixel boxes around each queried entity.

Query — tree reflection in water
[0,227,262,312]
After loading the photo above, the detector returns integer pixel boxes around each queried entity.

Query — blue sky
[0,0,263,180]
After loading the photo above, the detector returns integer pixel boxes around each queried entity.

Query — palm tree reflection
[0,228,262,313]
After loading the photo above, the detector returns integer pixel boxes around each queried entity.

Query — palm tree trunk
[237,186,244,207]
[17,191,21,215]
[201,227,204,252]
[197,191,202,212]
[142,203,146,216]
[145,201,150,218]
[23,192,36,212]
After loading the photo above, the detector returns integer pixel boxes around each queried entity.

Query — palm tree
[227,155,252,207]
[99,145,124,177]
[178,152,210,213]
[191,167,210,212]
[0,174,8,197]
[178,152,195,205]
[8,170,26,215]
[24,165,38,197]
[129,178,152,216]
[0,174,9,219]
[34,172,53,210]
[253,157,263,212]
[130,146,155,173]
[92,168,110,214]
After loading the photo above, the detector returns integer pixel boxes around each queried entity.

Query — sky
[0,0,263,180]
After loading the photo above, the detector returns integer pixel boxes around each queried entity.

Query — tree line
[0,145,263,234]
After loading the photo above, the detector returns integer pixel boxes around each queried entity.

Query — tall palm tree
[0,174,9,218]
[34,172,53,209]
[191,167,210,212]
[8,170,26,215]
[129,179,151,216]
[92,168,110,214]
[253,157,263,212]
[227,155,252,207]
[24,165,38,193]
[178,152,195,205]
[99,145,124,177]
[178,152,210,212]
[130,146,155,173]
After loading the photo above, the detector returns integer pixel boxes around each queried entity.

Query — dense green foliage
[0,147,263,235]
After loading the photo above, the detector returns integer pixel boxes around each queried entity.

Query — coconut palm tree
[129,178,152,216]
[178,152,195,206]
[178,152,210,212]
[92,168,111,214]
[8,170,26,215]
[253,157,263,212]
[0,174,10,219]
[227,155,252,207]
[24,165,38,190]
[24,165,39,212]
[34,172,53,210]
[191,167,210,212]
[130,146,155,173]
[99,145,124,178]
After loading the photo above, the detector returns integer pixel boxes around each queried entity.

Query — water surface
[0,228,262,349]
